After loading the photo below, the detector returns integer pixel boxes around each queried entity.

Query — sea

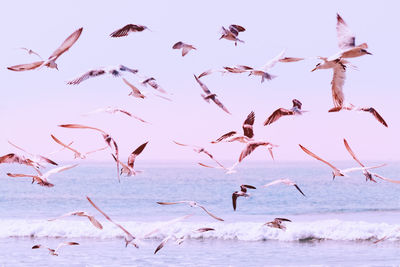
[0,161,399,266]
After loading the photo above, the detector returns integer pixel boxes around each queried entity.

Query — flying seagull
[232,184,256,211]
[51,134,107,159]
[48,211,103,229]
[264,99,306,126]
[211,111,255,144]
[156,201,224,221]
[32,242,79,256]
[329,104,388,127]
[172,41,196,57]
[193,74,231,114]
[110,24,149,37]
[82,106,148,123]
[219,24,245,46]
[264,218,292,231]
[263,179,306,196]
[67,65,138,85]
[112,141,148,176]
[8,27,83,71]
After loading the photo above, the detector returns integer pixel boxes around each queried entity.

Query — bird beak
[366,51,373,55]
[311,67,317,72]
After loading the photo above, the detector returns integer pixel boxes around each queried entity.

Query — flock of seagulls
[2,13,398,257]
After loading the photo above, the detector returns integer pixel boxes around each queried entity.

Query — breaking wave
[2,219,399,242]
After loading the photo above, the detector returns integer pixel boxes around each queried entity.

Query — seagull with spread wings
[8,27,83,71]
[110,24,149,37]
[51,134,107,159]
[194,74,231,114]
[82,106,148,123]
[264,218,292,231]
[263,179,306,196]
[172,41,196,57]
[232,184,256,211]
[299,144,384,179]
[156,201,224,221]
[219,24,246,46]
[238,141,278,162]
[7,164,78,187]
[329,104,388,127]
[32,242,79,256]
[111,141,148,177]
[48,211,103,230]
[67,65,138,85]
[264,99,306,126]
[211,111,255,144]
[87,196,139,248]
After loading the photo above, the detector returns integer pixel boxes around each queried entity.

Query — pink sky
[1,0,399,164]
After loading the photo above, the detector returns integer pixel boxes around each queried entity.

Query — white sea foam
[2,218,400,242]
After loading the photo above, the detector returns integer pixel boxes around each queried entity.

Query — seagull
[211,111,255,144]
[110,24,149,37]
[48,211,103,230]
[232,184,256,211]
[7,140,58,168]
[111,141,148,176]
[329,104,388,127]
[141,77,168,94]
[51,134,108,159]
[172,41,196,57]
[173,141,226,169]
[238,141,278,162]
[193,74,231,114]
[329,13,372,61]
[86,196,139,248]
[8,27,83,71]
[263,179,306,196]
[248,49,304,83]
[156,201,224,221]
[299,144,384,179]
[264,99,306,126]
[264,218,292,231]
[67,65,138,85]
[82,106,148,123]
[0,153,44,174]
[219,24,245,46]
[32,242,79,256]
[19,47,42,59]
[7,164,78,187]
[122,78,146,99]
[58,124,120,181]
[154,227,214,254]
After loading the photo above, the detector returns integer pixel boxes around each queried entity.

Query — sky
[1,0,399,166]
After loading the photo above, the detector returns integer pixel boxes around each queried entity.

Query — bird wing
[238,143,258,162]
[331,64,346,107]
[154,236,173,254]
[343,138,364,167]
[172,41,184,49]
[147,79,167,94]
[229,24,246,34]
[172,140,192,147]
[42,164,78,180]
[54,242,79,253]
[293,184,306,197]
[261,49,286,71]
[275,218,292,222]
[298,144,340,172]
[242,111,255,138]
[263,179,284,187]
[232,193,238,211]
[127,142,149,168]
[359,108,388,127]
[200,150,226,169]
[47,211,81,221]
[0,153,26,164]
[122,78,145,98]
[243,184,257,189]
[181,46,191,57]
[198,205,224,221]
[48,28,83,61]
[7,141,57,166]
[193,74,211,94]
[156,201,189,205]
[336,13,355,50]
[58,124,106,134]
[212,97,231,115]
[279,57,304,63]
[85,146,108,156]
[51,134,82,156]
[211,131,237,143]
[6,173,36,179]
[67,69,106,85]
[110,24,145,37]
[341,164,386,174]
[372,173,400,184]
[7,140,33,156]
[264,108,294,126]
[7,61,44,71]
[114,109,132,117]
[198,162,222,169]
[87,215,103,229]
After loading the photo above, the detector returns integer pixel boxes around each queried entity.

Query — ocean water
[0,161,399,266]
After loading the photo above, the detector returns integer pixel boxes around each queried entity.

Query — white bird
[32,242,79,256]
[86,196,139,248]
[141,77,168,94]
[264,99,306,126]
[264,218,292,231]
[299,144,384,179]
[110,24,149,37]
[232,184,256,211]
[51,134,107,159]
[329,104,388,127]
[211,111,255,144]
[122,78,146,99]
[111,141,148,177]
[238,141,278,162]
[82,106,148,123]
[67,65,138,85]
[172,41,196,57]
[219,24,246,46]
[263,179,306,196]
[8,28,83,71]
[157,201,224,221]
[19,47,42,59]
[48,211,103,229]
[7,164,78,187]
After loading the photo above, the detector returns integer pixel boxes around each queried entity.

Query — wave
[1,219,399,242]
